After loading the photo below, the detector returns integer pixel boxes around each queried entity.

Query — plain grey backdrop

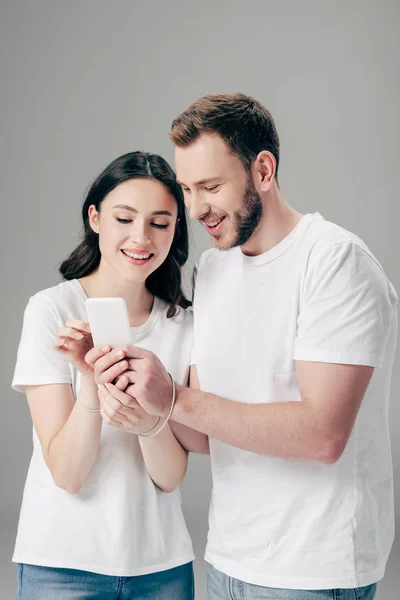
[1,1,399,599]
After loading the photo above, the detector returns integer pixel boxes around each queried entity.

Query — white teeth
[123,251,151,259]
[207,218,223,228]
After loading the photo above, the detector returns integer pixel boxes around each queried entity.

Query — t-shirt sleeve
[294,242,394,368]
[12,294,72,393]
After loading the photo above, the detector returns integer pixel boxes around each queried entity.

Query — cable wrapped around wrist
[138,373,176,438]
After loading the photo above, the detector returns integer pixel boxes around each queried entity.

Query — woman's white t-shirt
[12,279,195,576]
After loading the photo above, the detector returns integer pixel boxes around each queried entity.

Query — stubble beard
[215,176,263,250]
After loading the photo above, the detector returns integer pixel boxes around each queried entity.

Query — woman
[12,152,195,599]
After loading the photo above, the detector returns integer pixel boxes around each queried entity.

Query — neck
[240,186,303,257]
[78,260,154,327]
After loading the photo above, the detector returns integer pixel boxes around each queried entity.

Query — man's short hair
[170,93,280,180]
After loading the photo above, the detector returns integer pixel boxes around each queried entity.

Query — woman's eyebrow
[113,204,173,217]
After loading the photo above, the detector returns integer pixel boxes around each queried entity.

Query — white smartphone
[85,298,132,348]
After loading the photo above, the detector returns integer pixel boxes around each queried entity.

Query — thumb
[120,345,152,359]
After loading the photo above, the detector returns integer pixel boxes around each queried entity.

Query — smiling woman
[11,151,198,600]
[61,152,191,317]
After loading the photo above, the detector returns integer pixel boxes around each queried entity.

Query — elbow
[49,467,84,494]
[314,437,348,465]
[53,475,83,494]
[200,439,210,455]
[157,464,188,494]
[159,482,179,494]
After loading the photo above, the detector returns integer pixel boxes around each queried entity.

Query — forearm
[169,420,210,454]
[173,386,343,463]
[138,423,188,492]
[47,377,103,492]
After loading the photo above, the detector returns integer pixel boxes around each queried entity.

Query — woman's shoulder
[25,279,86,316]
[157,298,193,328]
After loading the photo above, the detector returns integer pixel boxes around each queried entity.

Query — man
[92,94,397,599]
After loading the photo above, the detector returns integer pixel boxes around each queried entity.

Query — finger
[125,384,138,400]
[93,347,127,377]
[65,320,91,334]
[98,389,128,422]
[54,337,81,350]
[115,371,137,386]
[56,327,84,341]
[114,375,129,391]
[104,382,141,409]
[100,406,125,429]
[117,345,151,360]
[98,360,129,385]
[54,338,70,351]
[85,345,111,368]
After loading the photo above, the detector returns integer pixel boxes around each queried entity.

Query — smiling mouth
[202,216,226,234]
[121,250,154,260]
[206,217,224,228]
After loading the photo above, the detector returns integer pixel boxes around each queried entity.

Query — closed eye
[151,223,169,229]
[205,185,220,192]
[116,218,132,224]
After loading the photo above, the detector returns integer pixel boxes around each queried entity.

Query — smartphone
[85,298,132,348]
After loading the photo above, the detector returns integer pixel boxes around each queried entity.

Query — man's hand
[88,345,174,418]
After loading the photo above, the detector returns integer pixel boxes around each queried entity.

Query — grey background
[1,1,398,598]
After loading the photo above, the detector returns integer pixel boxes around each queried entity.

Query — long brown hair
[59,152,191,317]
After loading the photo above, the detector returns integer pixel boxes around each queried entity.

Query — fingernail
[120,360,128,369]
[102,346,109,352]
[115,350,124,358]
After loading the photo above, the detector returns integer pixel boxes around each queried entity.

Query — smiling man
[95,94,397,600]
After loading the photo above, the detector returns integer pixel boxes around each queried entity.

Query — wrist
[172,384,198,424]
[137,415,162,436]
[77,376,100,411]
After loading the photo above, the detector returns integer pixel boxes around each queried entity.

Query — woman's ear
[88,205,100,234]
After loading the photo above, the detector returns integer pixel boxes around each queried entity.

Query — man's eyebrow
[177,177,222,187]
[113,204,173,217]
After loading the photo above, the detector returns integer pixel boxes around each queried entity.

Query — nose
[185,192,209,221]
[130,221,151,245]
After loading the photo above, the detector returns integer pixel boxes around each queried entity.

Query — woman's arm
[26,375,102,494]
[97,380,188,493]
[138,424,188,493]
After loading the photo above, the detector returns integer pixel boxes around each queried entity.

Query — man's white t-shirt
[12,278,194,576]
[192,213,397,590]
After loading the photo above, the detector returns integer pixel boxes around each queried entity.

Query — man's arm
[90,346,374,464]
[172,362,373,463]
[169,366,210,455]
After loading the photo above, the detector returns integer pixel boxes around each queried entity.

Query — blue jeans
[207,564,377,600]
[17,562,194,600]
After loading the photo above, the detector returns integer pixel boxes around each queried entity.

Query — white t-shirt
[192,213,397,590]
[12,279,194,576]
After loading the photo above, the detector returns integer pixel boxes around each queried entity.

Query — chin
[212,233,236,251]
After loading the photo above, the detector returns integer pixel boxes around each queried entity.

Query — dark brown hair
[59,152,191,317]
[170,93,280,180]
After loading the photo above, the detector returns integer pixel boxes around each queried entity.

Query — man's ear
[253,151,276,193]
[88,204,100,233]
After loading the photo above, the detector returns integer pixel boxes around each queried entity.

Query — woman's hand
[98,377,160,435]
[54,320,96,377]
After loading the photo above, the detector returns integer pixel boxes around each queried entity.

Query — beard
[214,176,262,250]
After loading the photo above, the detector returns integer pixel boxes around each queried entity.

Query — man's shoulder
[304,215,376,266]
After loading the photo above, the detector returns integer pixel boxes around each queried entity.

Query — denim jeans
[17,561,194,600]
[207,564,377,600]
